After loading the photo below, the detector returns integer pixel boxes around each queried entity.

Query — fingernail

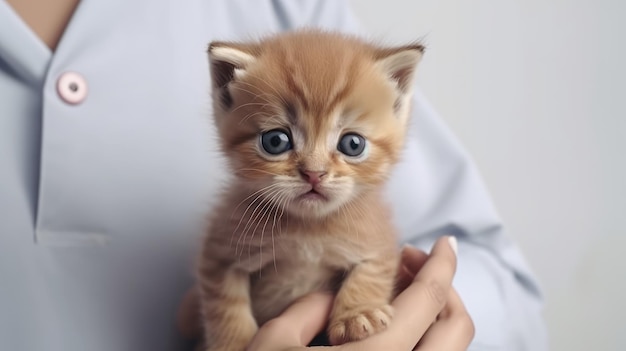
[448,236,458,256]
[401,243,416,253]
[401,243,414,251]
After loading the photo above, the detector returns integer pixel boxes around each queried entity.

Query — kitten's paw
[327,304,393,345]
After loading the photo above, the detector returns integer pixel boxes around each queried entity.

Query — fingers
[415,289,475,351]
[400,245,429,274]
[395,246,429,295]
[196,237,463,351]
[247,292,335,351]
[389,236,458,350]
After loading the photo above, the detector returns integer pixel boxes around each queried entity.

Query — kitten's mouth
[298,189,328,202]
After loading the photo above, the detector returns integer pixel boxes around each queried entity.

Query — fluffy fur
[197,30,423,350]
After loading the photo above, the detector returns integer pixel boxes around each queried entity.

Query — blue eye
[338,133,366,157]
[261,130,292,155]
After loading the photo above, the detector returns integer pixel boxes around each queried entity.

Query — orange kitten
[197,30,423,350]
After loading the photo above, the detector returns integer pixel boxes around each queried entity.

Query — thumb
[248,292,334,350]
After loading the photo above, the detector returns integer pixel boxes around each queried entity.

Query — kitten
[197,29,423,351]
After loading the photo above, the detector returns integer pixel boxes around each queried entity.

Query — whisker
[230,101,276,114]
[230,183,280,219]
[229,85,274,104]
[230,184,281,251]
[248,188,283,259]
[234,82,284,111]
[232,185,280,254]
[270,193,284,243]
[273,193,291,272]
[258,191,284,275]
[238,75,288,107]
[238,188,281,258]
[239,111,272,124]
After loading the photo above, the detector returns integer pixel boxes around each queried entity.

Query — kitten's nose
[299,169,327,185]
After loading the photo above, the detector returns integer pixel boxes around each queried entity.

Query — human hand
[247,236,475,351]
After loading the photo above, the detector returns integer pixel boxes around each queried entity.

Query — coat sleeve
[270,1,549,349]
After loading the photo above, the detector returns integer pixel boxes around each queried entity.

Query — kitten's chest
[249,239,353,324]
[235,231,364,274]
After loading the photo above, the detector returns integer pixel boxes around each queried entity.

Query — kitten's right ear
[208,41,259,109]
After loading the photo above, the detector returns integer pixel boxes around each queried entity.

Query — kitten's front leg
[327,253,398,345]
[198,259,258,351]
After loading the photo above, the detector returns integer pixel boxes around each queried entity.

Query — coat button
[56,72,88,105]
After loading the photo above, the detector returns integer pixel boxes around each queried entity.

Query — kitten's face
[209,31,422,218]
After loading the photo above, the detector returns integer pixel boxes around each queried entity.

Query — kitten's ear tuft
[208,41,259,109]
[375,44,424,95]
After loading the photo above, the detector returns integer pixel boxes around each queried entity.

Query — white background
[349,1,626,350]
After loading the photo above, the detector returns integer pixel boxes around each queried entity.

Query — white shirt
[0,0,547,350]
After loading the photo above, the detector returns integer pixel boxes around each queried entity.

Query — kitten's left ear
[375,44,424,98]
[208,41,259,109]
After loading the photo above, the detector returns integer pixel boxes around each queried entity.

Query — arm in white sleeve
[271,1,548,349]
[397,90,549,351]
